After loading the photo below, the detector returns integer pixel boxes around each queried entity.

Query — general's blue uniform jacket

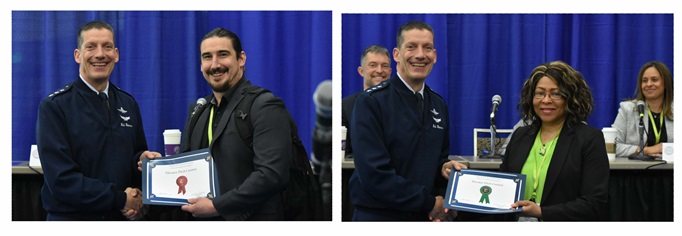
[348,76,450,220]
[36,78,148,220]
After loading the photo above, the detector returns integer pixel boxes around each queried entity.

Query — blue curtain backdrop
[12,11,332,162]
[342,14,673,156]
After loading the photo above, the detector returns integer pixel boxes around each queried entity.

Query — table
[12,161,46,221]
[341,156,673,221]
[344,155,674,170]
[450,155,674,170]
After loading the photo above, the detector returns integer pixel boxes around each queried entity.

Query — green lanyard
[527,127,561,204]
[647,109,663,144]
[208,106,215,146]
[533,139,552,195]
[531,136,558,203]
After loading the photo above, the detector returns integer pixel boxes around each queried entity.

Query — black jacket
[341,91,361,156]
[501,122,609,221]
[180,78,291,220]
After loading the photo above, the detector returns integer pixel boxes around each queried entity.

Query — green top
[520,128,561,205]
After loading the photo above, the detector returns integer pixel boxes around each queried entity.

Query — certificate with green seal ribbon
[142,148,220,206]
[444,169,525,214]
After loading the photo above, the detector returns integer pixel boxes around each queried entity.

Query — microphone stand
[483,115,503,159]
[312,124,332,221]
[630,114,656,161]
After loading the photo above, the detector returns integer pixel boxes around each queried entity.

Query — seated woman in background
[501,61,609,221]
[612,61,674,157]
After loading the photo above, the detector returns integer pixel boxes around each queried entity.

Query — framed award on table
[444,169,526,214]
[142,148,220,206]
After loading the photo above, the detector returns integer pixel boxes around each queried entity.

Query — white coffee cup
[341,126,347,159]
[662,143,674,162]
[602,127,617,160]
[29,144,41,168]
[163,129,182,156]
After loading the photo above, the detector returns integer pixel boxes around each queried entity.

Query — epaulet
[364,80,390,94]
[110,83,134,99]
[47,83,74,99]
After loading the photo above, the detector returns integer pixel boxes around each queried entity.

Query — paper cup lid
[163,129,181,134]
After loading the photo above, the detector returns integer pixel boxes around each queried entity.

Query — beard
[209,79,230,93]
[205,67,231,93]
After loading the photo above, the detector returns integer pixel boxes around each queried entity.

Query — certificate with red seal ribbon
[444,169,525,214]
[142,148,220,206]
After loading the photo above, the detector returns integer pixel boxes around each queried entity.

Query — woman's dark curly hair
[518,61,594,133]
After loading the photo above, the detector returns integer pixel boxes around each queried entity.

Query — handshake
[120,150,164,220]
[121,187,146,220]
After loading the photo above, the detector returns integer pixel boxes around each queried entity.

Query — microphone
[191,98,207,117]
[312,80,332,169]
[483,95,503,159]
[636,100,645,118]
[490,95,502,125]
[182,98,208,153]
[636,100,646,156]
[630,100,655,161]
[311,80,332,219]
[313,80,332,130]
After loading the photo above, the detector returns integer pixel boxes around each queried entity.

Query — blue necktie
[98,92,110,121]
[415,92,424,115]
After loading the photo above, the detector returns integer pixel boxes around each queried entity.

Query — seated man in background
[342,44,392,158]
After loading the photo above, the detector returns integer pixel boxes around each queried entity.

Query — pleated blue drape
[12,11,332,161]
[342,14,672,155]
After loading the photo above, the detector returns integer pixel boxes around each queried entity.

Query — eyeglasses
[534,92,563,100]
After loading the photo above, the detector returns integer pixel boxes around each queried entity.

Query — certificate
[444,169,525,214]
[142,148,220,206]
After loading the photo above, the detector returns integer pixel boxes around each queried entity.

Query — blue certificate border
[142,148,220,206]
[444,169,525,214]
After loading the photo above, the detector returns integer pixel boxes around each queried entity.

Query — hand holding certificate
[444,169,526,214]
[142,148,220,206]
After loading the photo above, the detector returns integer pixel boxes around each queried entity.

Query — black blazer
[180,79,291,220]
[341,91,361,156]
[501,122,609,221]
